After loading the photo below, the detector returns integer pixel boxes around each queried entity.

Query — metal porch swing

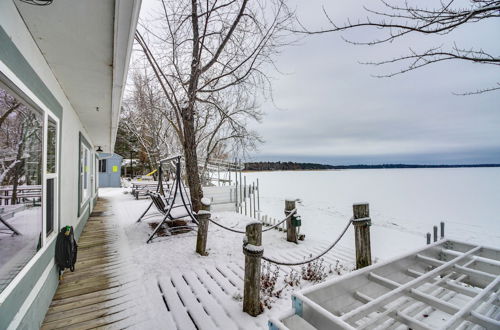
[136,155,198,243]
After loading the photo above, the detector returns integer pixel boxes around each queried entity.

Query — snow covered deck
[42,188,357,329]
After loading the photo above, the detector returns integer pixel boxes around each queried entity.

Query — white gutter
[110,0,142,153]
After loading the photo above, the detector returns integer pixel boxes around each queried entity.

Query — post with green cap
[285,199,298,243]
[352,203,372,269]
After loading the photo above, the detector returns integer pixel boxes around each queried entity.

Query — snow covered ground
[245,167,500,259]
[102,188,355,329]
[100,168,499,329]
[0,206,42,292]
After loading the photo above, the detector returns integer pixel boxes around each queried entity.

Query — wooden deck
[42,198,137,330]
[41,192,357,329]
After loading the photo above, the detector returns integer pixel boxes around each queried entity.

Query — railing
[0,185,42,206]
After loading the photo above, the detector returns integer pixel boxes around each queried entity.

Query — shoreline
[243,164,500,173]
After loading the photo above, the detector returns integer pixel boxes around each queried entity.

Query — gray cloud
[137,0,500,164]
[249,0,500,164]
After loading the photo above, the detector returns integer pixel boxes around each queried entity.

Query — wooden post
[239,166,243,213]
[257,179,260,222]
[243,222,263,316]
[252,182,256,219]
[249,188,253,218]
[353,203,372,269]
[426,232,431,245]
[196,211,210,256]
[235,170,238,211]
[440,222,445,239]
[285,199,298,243]
[217,164,220,186]
[433,225,438,242]
[244,176,247,216]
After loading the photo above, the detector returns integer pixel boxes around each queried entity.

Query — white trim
[0,234,57,304]
[110,0,142,152]
[79,204,90,223]
[44,115,59,240]
[0,64,61,304]
[79,143,91,209]
[41,112,48,247]
[6,259,55,330]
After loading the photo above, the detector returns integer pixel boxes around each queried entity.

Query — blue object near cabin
[98,153,122,187]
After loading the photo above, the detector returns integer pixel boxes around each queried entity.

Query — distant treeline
[244,161,500,171]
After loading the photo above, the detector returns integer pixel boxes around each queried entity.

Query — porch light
[96,146,103,153]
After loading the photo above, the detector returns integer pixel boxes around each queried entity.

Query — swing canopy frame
[136,155,199,243]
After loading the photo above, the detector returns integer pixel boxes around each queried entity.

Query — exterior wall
[98,153,123,188]
[0,1,98,328]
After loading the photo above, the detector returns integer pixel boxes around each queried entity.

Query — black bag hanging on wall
[55,225,78,277]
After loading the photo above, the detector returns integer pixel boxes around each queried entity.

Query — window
[45,178,55,235]
[45,117,58,236]
[94,154,98,194]
[47,118,57,173]
[99,159,107,173]
[79,134,92,215]
[0,84,44,293]
[80,145,90,204]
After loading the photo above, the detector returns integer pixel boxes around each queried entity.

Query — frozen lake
[244,167,500,260]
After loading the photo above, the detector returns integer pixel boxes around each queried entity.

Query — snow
[99,187,355,329]
[247,220,262,226]
[244,167,500,259]
[169,206,191,219]
[0,206,42,292]
[244,244,264,252]
[96,168,500,329]
[352,217,370,222]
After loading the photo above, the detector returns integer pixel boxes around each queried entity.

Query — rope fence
[206,208,297,234]
[240,202,371,317]
[207,208,352,267]
[261,217,353,266]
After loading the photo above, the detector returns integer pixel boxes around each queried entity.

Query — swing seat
[166,204,190,219]
[150,192,192,220]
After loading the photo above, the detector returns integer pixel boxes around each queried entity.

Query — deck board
[42,198,138,329]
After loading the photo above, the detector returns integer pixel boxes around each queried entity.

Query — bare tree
[299,0,500,95]
[134,0,295,211]
[121,70,179,173]
[0,89,21,128]
[195,87,263,183]
[0,94,42,202]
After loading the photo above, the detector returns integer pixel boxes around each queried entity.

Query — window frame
[94,154,99,193]
[0,70,61,300]
[44,115,59,241]
[99,159,107,173]
[78,133,92,216]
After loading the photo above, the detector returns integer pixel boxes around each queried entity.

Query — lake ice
[244,167,500,260]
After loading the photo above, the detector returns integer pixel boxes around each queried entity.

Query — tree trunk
[182,108,203,212]
[11,136,25,205]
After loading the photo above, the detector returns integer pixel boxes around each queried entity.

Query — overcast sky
[140,0,500,165]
